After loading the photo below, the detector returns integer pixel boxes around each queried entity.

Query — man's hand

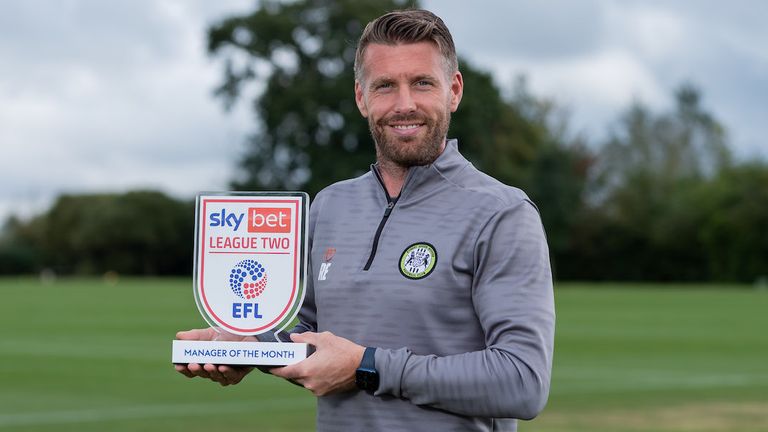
[173,327,255,386]
[270,331,365,396]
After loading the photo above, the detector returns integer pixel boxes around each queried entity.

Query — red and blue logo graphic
[229,259,267,300]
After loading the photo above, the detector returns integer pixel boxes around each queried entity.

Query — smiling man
[355,38,462,196]
[176,9,555,432]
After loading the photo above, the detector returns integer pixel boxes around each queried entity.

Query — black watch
[355,347,379,392]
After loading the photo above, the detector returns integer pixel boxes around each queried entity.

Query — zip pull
[384,201,395,217]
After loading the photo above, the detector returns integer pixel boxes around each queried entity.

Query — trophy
[172,192,309,366]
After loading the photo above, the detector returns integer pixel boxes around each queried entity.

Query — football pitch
[1,278,766,431]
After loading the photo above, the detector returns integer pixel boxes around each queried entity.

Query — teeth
[393,124,420,130]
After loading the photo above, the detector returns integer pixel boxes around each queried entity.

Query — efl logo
[248,207,291,233]
[229,259,267,319]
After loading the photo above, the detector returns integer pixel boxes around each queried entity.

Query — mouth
[388,122,425,136]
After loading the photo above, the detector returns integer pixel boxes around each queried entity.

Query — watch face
[355,369,379,392]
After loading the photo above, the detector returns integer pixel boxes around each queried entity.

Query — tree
[700,163,768,281]
[594,83,731,203]
[561,84,734,281]
[0,216,39,274]
[3,191,194,275]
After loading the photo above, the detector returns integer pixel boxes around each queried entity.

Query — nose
[394,87,416,113]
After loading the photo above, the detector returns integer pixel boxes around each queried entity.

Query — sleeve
[373,200,555,420]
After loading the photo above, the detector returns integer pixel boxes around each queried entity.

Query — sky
[1,0,766,223]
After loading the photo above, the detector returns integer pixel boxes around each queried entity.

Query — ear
[449,71,464,113]
[355,81,369,118]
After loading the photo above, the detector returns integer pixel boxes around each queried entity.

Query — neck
[374,139,448,197]
[376,160,409,198]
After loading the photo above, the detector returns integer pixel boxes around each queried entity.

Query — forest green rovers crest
[399,242,437,279]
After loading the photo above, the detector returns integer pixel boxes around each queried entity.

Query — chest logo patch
[399,242,437,280]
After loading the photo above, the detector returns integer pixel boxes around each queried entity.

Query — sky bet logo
[209,208,291,233]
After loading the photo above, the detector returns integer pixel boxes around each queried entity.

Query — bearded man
[176,9,555,432]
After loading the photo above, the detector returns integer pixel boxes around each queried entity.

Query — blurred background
[0,1,766,431]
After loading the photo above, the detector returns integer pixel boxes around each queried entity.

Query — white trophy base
[172,340,308,366]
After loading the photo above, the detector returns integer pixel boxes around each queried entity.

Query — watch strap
[360,346,376,370]
[355,346,379,392]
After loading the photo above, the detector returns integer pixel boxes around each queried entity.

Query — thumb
[290,331,319,345]
[176,328,216,341]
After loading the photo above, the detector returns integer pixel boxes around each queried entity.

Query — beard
[369,108,451,168]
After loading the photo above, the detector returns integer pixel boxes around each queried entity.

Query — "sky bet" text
[209,208,291,233]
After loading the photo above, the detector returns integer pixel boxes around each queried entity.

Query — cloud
[604,3,688,62]
[0,0,254,222]
[426,0,604,60]
[472,49,665,142]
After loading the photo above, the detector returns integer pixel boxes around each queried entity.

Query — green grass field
[1,278,766,431]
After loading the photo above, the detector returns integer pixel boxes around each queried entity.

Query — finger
[204,363,226,383]
[212,328,237,342]
[219,366,237,384]
[290,377,307,388]
[289,331,319,345]
[269,366,286,378]
[220,366,253,384]
[270,364,301,380]
[175,329,198,340]
[187,363,211,379]
[176,328,215,341]
[174,364,195,378]
[268,365,308,390]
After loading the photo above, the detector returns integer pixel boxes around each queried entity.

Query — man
[176,9,555,431]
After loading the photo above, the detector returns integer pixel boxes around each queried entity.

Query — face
[355,42,463,168]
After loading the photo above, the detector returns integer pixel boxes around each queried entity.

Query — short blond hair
[354,9,458,84]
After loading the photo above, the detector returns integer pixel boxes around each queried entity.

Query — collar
[370,139,470,207]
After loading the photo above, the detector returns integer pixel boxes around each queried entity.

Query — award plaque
[172,192,309,366]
